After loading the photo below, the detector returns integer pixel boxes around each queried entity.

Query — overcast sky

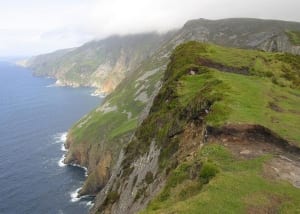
[0,0,299,57]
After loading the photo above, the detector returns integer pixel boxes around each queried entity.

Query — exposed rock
[96,102,118,113]
[134,91,148,103]
[92,141,163,214]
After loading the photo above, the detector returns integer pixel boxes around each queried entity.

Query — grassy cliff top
[160,41,300,143]
[137,41,300,213]
[123,41,300,172]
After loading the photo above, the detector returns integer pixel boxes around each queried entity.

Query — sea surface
[0,62,103,214]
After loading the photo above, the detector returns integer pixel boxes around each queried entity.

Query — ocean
[0,62,103,214]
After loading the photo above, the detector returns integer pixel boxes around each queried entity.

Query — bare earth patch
[207,124,300,188]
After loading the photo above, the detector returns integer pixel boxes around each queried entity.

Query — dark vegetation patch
[276,54,300,88]
[145,171,154,184]
[134,186,148,202]
[198,57,250,75]
[103,190,120,206]
[268,102,284,112]
[156,160,218,203]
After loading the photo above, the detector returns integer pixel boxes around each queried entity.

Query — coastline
[56,132,95,208]
[15,61,107,98]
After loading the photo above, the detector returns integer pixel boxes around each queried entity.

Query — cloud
[0,0,300,56]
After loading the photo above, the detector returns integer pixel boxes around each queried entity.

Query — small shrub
[105,191,120,205]
[199,162,219,184]
[145,171,154,184]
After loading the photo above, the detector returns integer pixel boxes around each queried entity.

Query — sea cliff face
[28,18,300,213]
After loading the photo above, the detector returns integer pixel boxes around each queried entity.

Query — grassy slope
[286,31,300,46]
[68,46,168,159]
[143,144,300,213]
[126,41,300,165]
[176,43,300,144]
[179,71,300,144]
[137,41,300,213]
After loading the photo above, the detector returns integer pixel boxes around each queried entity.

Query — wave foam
[46,84,58,88]
[90,91,106,98]
[53,132,68,152]
[58,154,66,167]
[86,201,94,208]
[61,143,67,152]
[53,132,68,144]
[70,187,82,202]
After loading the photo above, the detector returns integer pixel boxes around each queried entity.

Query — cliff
[61,18,300,199]
[91,41,300,213]
[26,18,300,212]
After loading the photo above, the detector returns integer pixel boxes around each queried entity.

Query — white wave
[86,201,94,208]
[58,154,66,167]
[53,132,68,144]
[59,132,67,143]
[90,91,106,98]
[61,143,68,152]
[70,187,82,202]
[46,84,57,88]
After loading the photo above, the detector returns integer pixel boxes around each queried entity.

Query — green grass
[136,41,300,213]
[178,70,300,144]
[142,144,300,214]
[108,118,138,140]
[173,41,300,144]
[286,31,300,45]
[122,41,300,177]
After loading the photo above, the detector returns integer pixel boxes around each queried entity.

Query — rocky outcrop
[91,141,163,214]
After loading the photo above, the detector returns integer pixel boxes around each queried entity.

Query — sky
[0,0,299,57]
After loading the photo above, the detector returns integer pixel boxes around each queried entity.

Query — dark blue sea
[0,62,103,214]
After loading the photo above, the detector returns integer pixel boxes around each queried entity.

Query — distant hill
[25,33,172,94]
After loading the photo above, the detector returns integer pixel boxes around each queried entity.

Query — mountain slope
[177,18,300,54]
[60,18,300,199]
[26,33,170,94]
[91,41,300,214]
